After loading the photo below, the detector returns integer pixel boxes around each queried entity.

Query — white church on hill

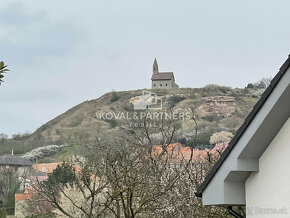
[151,58,179,89]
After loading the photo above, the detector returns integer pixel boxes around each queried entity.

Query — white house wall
[245,117,290,218]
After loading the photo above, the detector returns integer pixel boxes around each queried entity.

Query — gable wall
[245,117,290,217]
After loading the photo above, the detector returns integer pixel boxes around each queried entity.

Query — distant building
[130,90,162,110]
[151,58,179,89]
[0,154,33,176]
[15,187,53,218]
[33,162,61,174]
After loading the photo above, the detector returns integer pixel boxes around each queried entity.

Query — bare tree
[32,112,235,217]
[32,164,110,218]
[0,166,31,211]
[0,134,8,142]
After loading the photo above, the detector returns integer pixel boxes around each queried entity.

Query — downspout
[227,206,245,218]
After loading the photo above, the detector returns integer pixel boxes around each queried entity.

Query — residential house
[0,153,33,176]
[15,187,52,218]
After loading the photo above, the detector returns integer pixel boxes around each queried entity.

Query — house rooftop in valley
[196,54,290,206]
[33,162,61,174]
[0,154,33,166]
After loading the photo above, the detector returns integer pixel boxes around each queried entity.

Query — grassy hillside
[0,85,264,156]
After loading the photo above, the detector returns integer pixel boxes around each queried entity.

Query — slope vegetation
[0,85,263,155]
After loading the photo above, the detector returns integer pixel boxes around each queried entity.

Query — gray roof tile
[0,155,33,166]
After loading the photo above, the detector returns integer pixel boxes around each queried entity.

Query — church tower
[151,58,179,89]
[153,58,159,74]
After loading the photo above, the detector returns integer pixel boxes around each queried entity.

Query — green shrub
[195,132,212,145]
[4,193,15,210]
[11,132,30,140]
[174,122,182,130]
[123,104,132,111]
[0,61,9,85]
[190,93,196,100]
[168,95,185,109]
[201,114,222,123]
[169,95,185,104]
[0,207,7,217]
[202,84,232,96]
[106,119,118,128]
[111,91,120,102]
[177,137,187,145]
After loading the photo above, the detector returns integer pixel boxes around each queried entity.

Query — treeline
[0,133,64,155]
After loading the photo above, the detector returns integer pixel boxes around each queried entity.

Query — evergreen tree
[43,162,76,191]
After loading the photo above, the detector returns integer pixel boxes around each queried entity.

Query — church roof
[151,72,174,80]
[0,154,33,166]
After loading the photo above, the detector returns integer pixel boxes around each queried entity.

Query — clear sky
[1,0,290,136]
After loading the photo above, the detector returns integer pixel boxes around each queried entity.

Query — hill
[0,85,264,156]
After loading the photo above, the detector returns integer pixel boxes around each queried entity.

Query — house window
[154,84,156,87]
[160,84,162,87]
[166,84,168,86]
[42,166,46,173]
[6,165,9,169]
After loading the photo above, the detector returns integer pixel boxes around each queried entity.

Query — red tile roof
[32,163,61,174]
[15,187,36,201]
[152,142,229,162]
